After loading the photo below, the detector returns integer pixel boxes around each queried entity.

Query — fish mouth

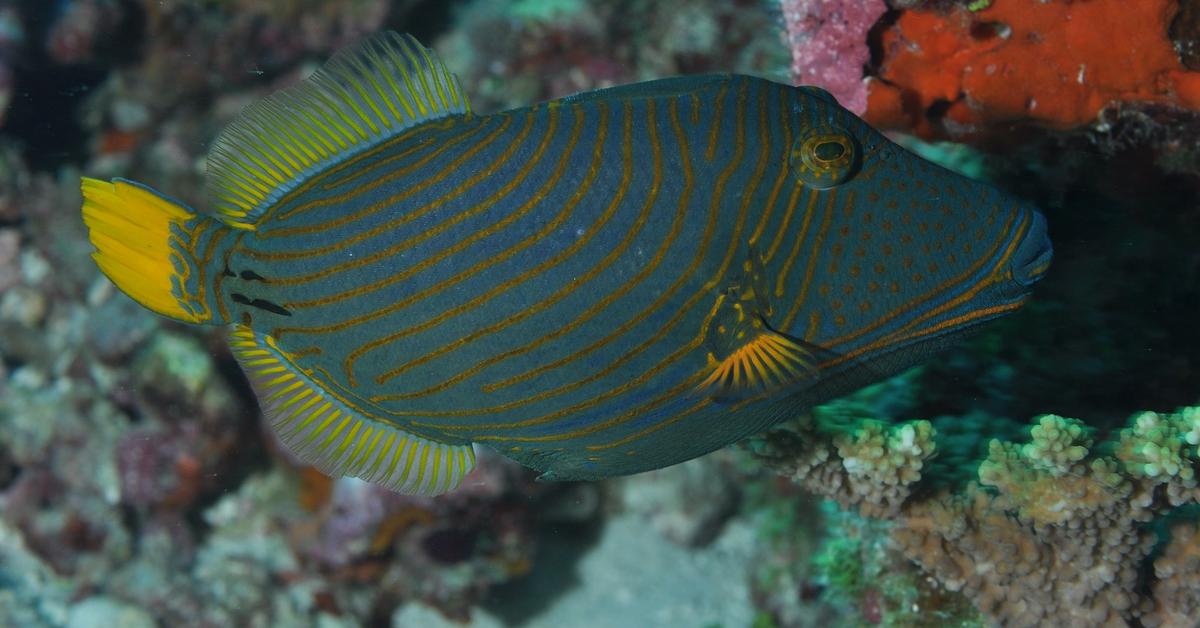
[1010,210,1053,287]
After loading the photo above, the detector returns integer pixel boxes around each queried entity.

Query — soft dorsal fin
[206,32,471,231]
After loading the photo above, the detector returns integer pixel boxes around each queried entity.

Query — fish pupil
[814,141,846,161]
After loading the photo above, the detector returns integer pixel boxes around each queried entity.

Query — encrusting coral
[752,406,1200,626]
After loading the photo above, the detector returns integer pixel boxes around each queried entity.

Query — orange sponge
[866,0,1200,137]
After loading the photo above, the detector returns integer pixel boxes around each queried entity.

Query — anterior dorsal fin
[228,325,475,495]
[206,32,471,231]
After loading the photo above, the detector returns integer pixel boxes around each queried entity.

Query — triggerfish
[81,32,1051,495]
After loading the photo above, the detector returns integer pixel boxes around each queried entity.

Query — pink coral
[778,0,887,113]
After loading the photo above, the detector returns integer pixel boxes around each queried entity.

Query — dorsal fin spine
[365,45,415,118]
[350,59,389,131]
[419,48,450,111]
[258,126,299,175]
[293,107,342,154]
[217,158,269,204]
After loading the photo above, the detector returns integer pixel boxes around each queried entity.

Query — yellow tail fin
[81,177,210,324]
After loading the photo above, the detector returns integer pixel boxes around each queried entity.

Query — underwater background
[0,0,1198,626]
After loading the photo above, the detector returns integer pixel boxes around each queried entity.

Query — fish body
[81,33,1051,494]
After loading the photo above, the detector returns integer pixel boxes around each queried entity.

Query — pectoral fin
[696,246,824,401]
[697,297,820,401]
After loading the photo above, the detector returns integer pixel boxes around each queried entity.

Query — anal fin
[229,326,474,495]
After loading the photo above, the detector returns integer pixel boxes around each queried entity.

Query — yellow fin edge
[80,177,208,323]
[228,325,475,496]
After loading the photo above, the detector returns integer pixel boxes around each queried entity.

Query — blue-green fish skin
[82,33,1050,490]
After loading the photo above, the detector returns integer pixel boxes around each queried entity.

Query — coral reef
[753,414,936,518]
[752,406,1200,626]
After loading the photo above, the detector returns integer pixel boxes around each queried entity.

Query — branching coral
[1147,521,1200,626]
[751,411,937,518]
[752,406,1200,626]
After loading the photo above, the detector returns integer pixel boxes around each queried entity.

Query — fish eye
[790,128,859,189]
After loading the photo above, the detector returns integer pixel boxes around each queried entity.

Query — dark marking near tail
[231,293,292,316]
[239,270,266,281]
